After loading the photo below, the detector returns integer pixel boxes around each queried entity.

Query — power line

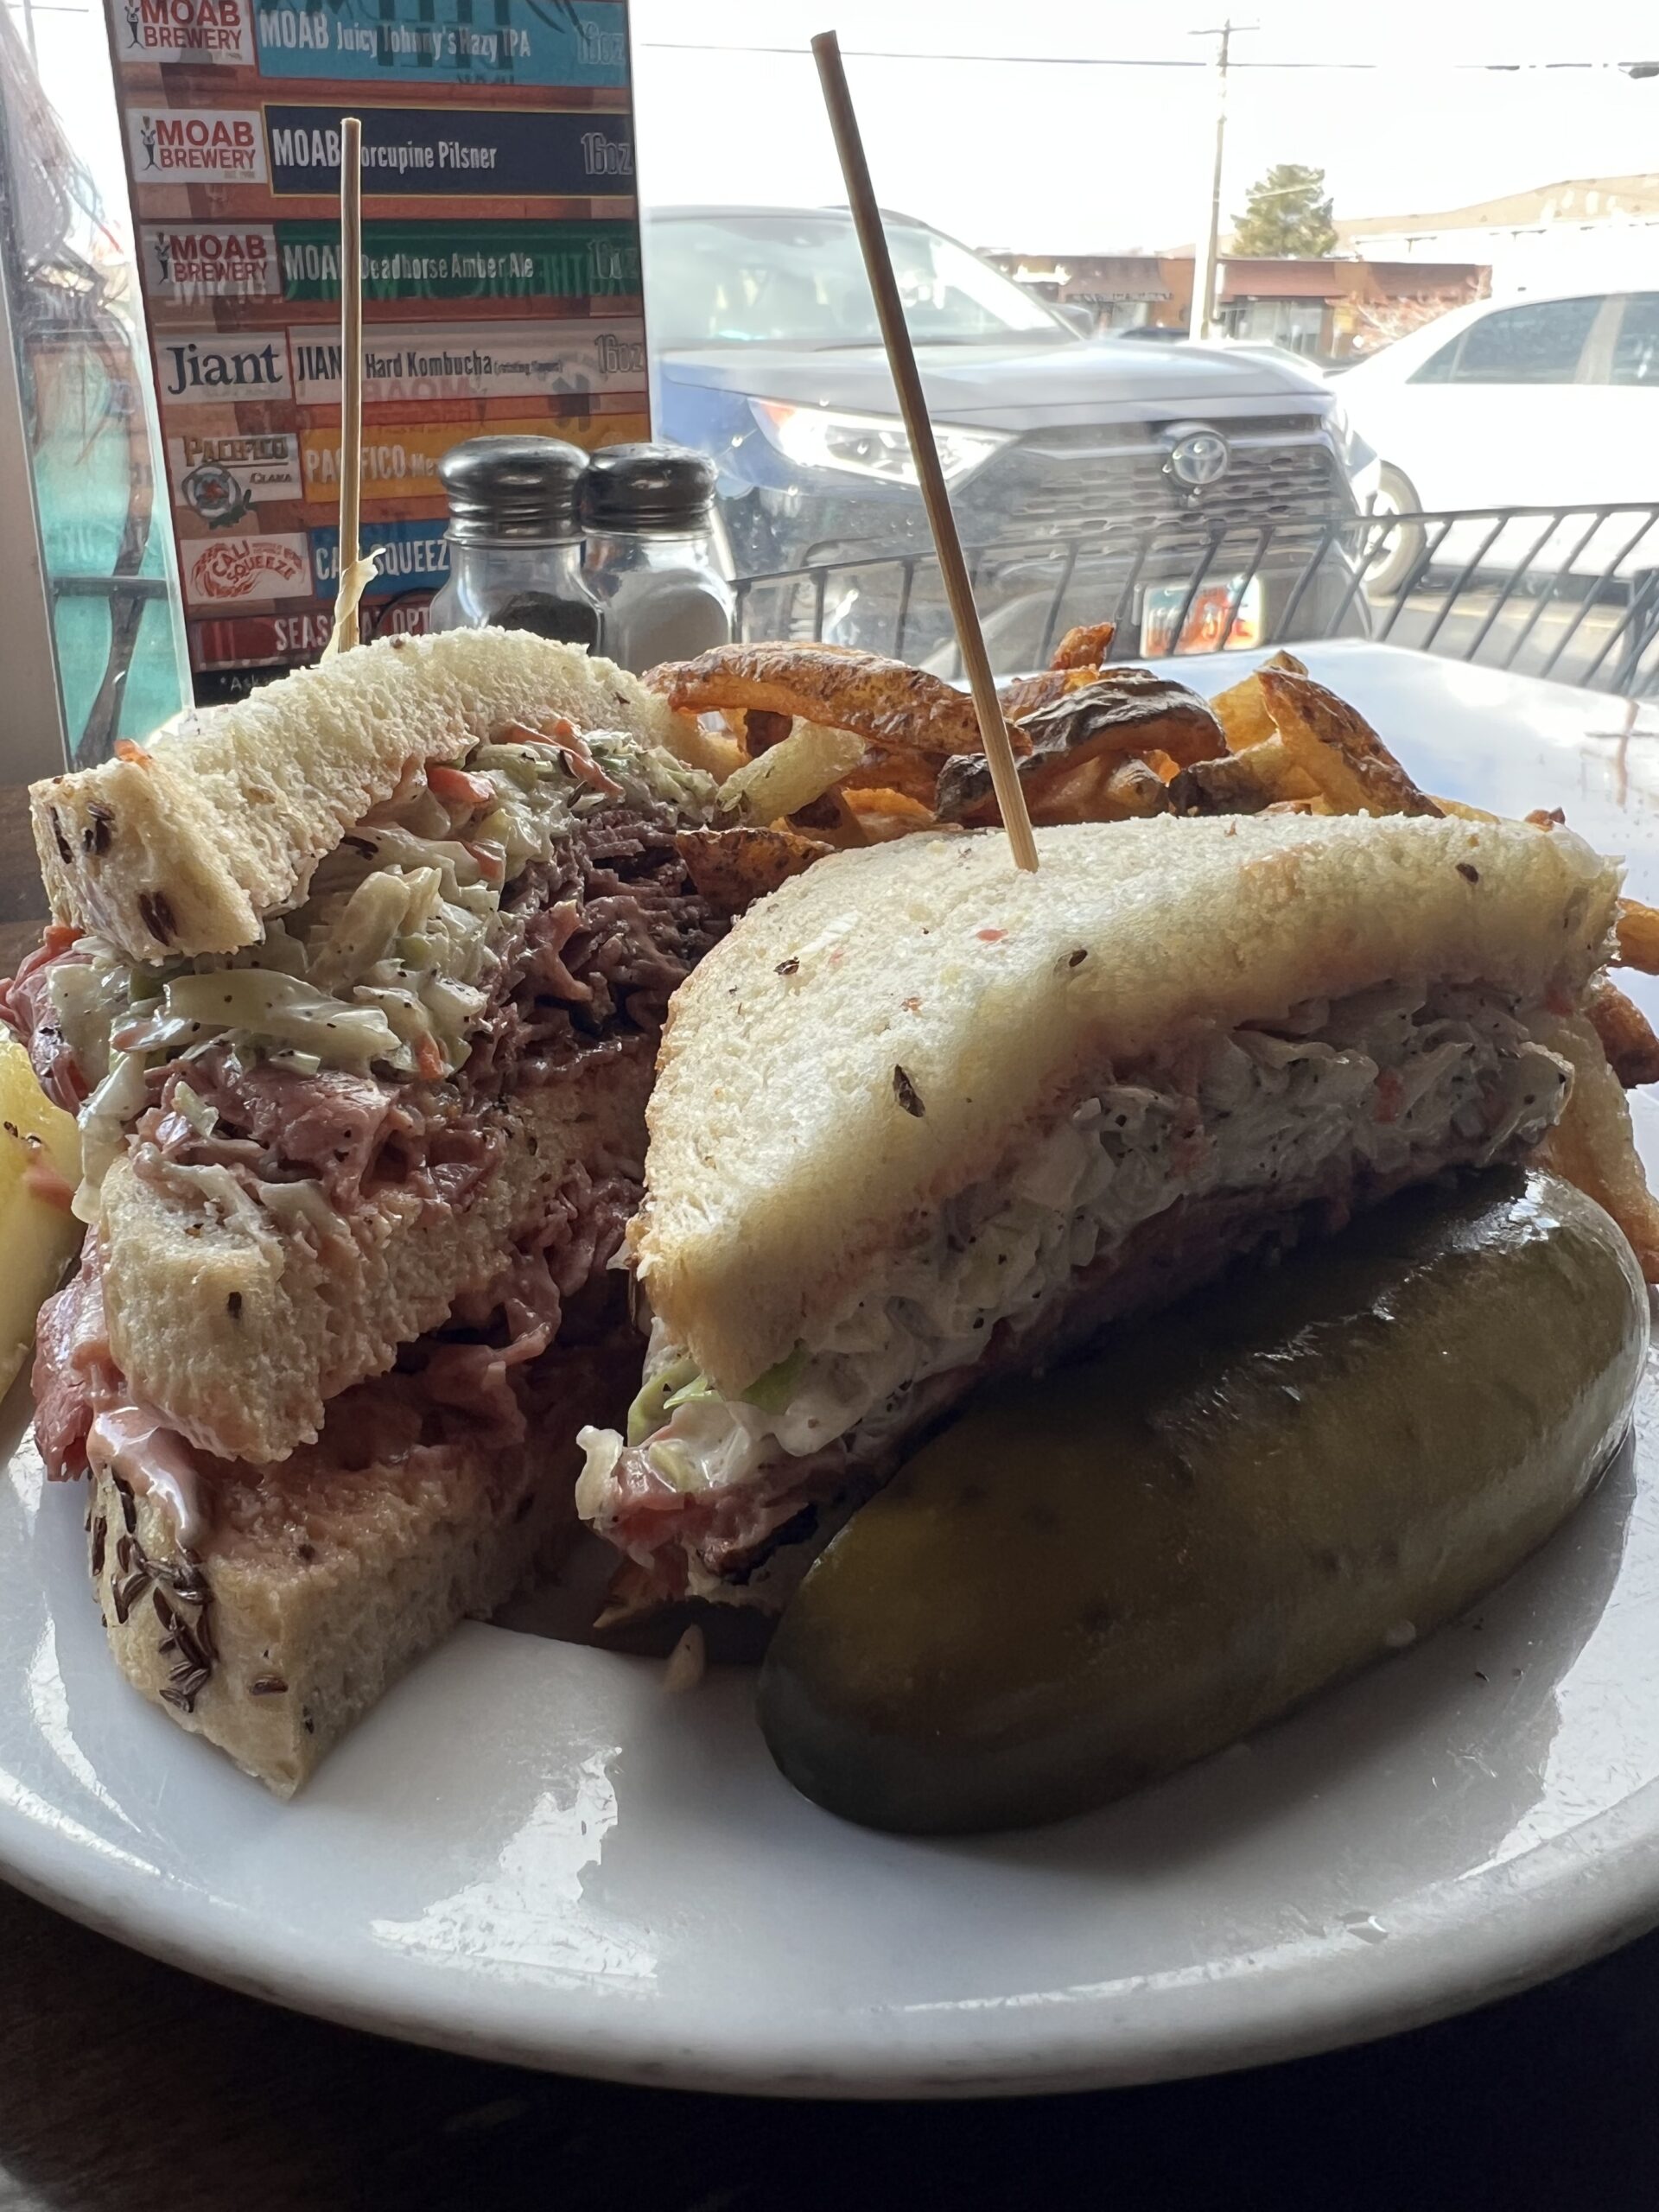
[639,41,1659,74]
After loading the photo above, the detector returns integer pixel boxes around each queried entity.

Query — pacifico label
[115,0,252,65]
[127,108,268,183]
[168,432,303,527]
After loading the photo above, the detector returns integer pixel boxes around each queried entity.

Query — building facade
[989,252,1488,361]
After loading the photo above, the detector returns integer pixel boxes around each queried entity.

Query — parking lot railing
[732,503,1659,700]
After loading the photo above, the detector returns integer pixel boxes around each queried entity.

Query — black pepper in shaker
[429,435,603,645]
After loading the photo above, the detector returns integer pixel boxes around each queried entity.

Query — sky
[3,0,1657,261]
[629,0,1659,251]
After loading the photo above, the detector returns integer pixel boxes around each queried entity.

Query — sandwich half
[5,629,722,1789]
[577,812,1623,1609]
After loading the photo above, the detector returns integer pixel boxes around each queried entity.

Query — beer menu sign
[106,0,648,682]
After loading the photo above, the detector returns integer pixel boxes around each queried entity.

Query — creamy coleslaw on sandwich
[3,629,722,1790]
[577,815,1622,1609]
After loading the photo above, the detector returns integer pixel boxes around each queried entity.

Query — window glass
[1609,296,1659,388]
[1443,296,1600,386]
[1408,335,1462,384]
[644,211,1067,352]
[0,0,188,766]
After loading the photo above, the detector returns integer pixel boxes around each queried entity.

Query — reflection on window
[1445,296,1600,386]
[643,208,1066,352]
[1409,335,1460,385]
[1610,295,1659,388]
[0,2,186,763]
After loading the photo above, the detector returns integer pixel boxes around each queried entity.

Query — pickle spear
[759,1169,1649,1834]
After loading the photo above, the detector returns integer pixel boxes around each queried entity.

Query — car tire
[1363,465,1427,600]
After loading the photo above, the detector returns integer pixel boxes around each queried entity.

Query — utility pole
[1188,20,1255,341]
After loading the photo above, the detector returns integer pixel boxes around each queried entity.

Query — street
[1367,579,1659,696]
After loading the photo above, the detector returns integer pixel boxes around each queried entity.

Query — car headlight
[749,400,1011,488]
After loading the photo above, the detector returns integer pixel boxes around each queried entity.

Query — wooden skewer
[334,115,364,652]
[810,29,1039,873]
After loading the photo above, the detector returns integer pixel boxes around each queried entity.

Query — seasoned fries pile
[647,626,1659,1282]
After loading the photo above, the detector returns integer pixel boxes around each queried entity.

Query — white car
[1337,287,1659,591]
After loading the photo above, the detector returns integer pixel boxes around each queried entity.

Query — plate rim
[5,1603,1659,2100]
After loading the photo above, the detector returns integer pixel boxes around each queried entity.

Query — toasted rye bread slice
[101,1049,653,1465]
[86,1339,633,1796]
[636,814,1620,1396]
[32,631,697,963]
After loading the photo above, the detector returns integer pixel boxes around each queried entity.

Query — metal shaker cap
[582,442,717,529]
[439,435,589,542]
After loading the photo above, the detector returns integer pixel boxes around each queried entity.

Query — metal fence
[732,503,1659,701]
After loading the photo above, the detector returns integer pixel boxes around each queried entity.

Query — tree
[1230,164,1337,258]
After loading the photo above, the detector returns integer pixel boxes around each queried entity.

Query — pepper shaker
[428,435,603,644]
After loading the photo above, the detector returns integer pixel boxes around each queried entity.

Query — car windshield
[645,210,1071,351]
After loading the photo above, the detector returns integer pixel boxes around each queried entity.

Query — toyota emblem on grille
[1165,427,1231,489]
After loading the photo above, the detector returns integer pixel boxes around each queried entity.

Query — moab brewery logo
[142,226,279,302]
[127,108,267,184]
[184,533,309,607]
[156,331,292,405]
[120,0,251,64]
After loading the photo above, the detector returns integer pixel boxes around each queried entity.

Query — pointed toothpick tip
[810,32,1038,870]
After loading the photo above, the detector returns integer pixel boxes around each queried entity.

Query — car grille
[970,427,1348,557]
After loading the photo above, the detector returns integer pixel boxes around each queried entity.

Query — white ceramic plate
[8,644,1659,2098]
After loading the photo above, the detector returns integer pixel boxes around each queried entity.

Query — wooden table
[7,652,1659,2206]
[3,1868,1656,2209]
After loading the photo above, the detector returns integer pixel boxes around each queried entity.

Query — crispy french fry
[1167,735,1316,815]
[1615,898,1659,976]
[717,721,865,826]
[1586,978,1659,1089]
[662,714,746,784]
[938,671,1224,825]
[1258,669,1440,818]
[1536,1014,1659,1281]
[1024,754,1119,827]
[1101,759,1170,818]
[651,643,982,757]
[1050,621,1116,671]
[1208,649,1308,752]
[1209,672,1278,753]
[673,825,831,917]
[739,708,793,754]
[1430,796,1502,823]
[842,747,939,806]
[788,788,865,848]
[1001,664,1098,726]
[842,787,938,842]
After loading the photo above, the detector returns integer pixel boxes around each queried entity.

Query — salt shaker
[580,444,734,671]
[428,435,603,645]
